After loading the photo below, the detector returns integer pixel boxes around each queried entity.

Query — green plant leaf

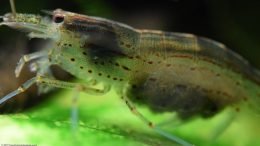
[0,89,260,146]
[0,90,179,146]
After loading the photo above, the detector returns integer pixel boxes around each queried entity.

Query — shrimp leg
[15,51,48,77]
[0,75,111,135]
[0,76,111,105]
[121,95,194,146]
[0,77,36,104]
[71,87,80,132]
[70,83,110,132]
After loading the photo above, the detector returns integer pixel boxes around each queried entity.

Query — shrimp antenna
[9,0,17,17]
[41,10,53,16]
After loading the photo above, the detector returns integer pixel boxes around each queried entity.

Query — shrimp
[0,2,260,146]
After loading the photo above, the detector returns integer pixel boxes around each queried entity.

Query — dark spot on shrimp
[129,106,134,111]
[135,55,141,59]
[132,84,137,88]
[98,73,102,76]
[125,44,131,48]
[128,56,134,59]
[113,77,118,80]
[120,41,124,45]
[155,53,160,57]
[70,58,75,62]
[166,64,171,67]
[80,66,84,69]
[216,90,221,95]
[175,84,188,89]
[107,75,111,78]
[148,78,157,82]
[82,52,87,55]
[221,92,230,97]
[88,70,92,73]
[235,107,240,112]
[122,65,131,71]
[148,122,154,127]
[148,61,153,64]
[115,62,120,66]
[216,73,221,77]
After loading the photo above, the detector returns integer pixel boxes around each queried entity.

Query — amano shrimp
[0,2,260,146]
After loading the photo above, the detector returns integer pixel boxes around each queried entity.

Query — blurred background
[0,0,259,146]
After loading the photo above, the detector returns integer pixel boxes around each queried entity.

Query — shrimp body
[43,9,260,119]
[1,8,260,146]
[1,9,260,118]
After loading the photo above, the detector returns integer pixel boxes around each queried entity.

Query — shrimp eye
[53,15,64,23]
